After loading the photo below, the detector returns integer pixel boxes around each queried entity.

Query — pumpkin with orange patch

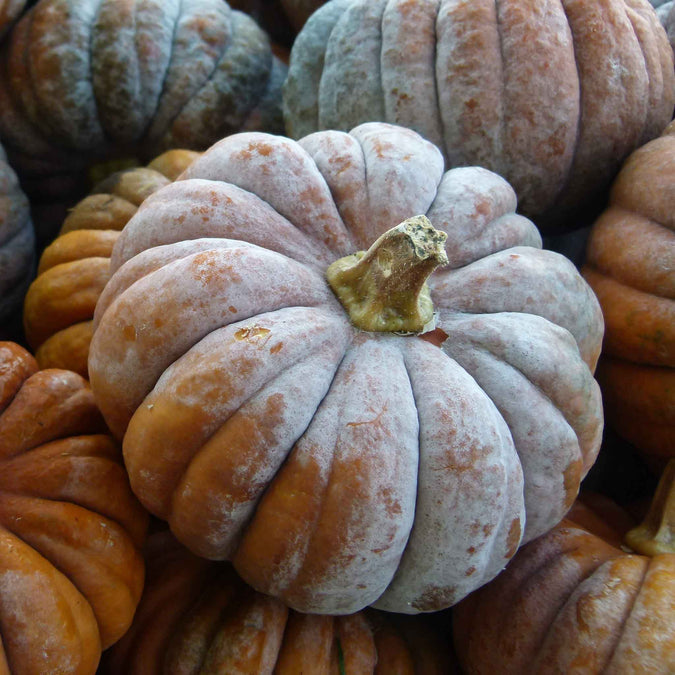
[88,121,604,615]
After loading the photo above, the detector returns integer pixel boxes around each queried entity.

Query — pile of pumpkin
[0,0,673,673]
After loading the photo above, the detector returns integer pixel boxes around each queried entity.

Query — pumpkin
[581,120,675,464]
[22,149,200,378]
[451,460,675,674]
[100,530,457,675]
[0,140,33,325]
[283,0,675,232]
[0,0,288,243]
[0,0,26,38]
[88,121,604,615]
[0,341,149,674]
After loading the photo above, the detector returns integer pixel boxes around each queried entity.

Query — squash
[452,460,675,674]
[22,149,200,378]
[0,141,33,325]
[0,341,149,674]
[0,0,288,244]
[0,0,25,38]
[88,122,604,615]
[581,120,675,464]
[283,0,675,232]
[100,530,457,675]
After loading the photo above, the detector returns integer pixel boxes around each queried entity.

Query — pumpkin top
[326,215,448,333]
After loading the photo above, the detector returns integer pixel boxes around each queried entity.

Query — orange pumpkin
[284,0,675,232]
[581,120,675,464]
[101,530,457,675]
[88,122,604,614]
[452,461,675,674]
[0,341,149,674]
[22,149,199,377]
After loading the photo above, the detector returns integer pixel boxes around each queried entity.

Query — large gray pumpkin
[284,0,675,232]
[0,0,287,242]
[88,121,604,616]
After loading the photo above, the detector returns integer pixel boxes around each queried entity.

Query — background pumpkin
[581,120,675,466]
[283,0,675,233]
[101,530,457,675]
[22,149,200,378]
[0,0,288,246]
[0,0,26,38]
[0,341,149,674]
[451,461,675,674]
[88,121,604,615]
[0,141,33,328]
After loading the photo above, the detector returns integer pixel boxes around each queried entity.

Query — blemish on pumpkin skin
[505,518,522,559]
[122,324,136,341]
[270,343,283,354]
[234,326,272,345]
[465,566,476,577]
[228,306,237,313]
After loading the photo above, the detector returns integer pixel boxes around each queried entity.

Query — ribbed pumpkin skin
[581,121,675,461]
[22,149,200,377]
[0,341,149,675]
[0,142,33,324]
[452,515,675,673]
[101,531,456,675]
[0,0,287,215]
[283,0,675,231]
[88,122,604,615]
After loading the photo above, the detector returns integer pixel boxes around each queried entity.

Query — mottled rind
[90,122,604,614]
[283,0,675,231]
[0,342,148,674]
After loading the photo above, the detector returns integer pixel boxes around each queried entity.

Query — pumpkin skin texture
[88,122,604,615]
[452,473,675,674]
[101,531,457,675]
[581,120,675,462]
[0,341,149,675]
[22,149,200,378]
[0,0,288,242]
[0,142,33,325]
[283,0,675,232]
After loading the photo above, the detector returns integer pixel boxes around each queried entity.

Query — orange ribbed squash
[22,149,200,377]
[452,461,675,674]
[0,341,149,674]
[101,531,456,675]
[582,120,675,464]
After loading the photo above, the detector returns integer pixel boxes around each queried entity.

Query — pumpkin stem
[624,459,675,556]
[326,215,448,333]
